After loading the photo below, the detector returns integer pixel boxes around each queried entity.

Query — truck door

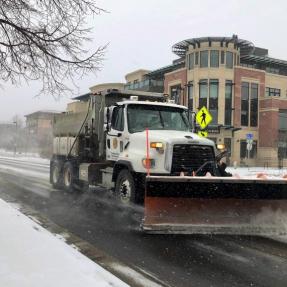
[106,105,125,161]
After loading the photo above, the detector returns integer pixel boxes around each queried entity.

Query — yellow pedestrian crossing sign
[198,130,208,137]
[196,106,212,129]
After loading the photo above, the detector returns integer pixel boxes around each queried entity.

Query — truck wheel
[115,169,136,204]
[63,162,76,192]
[51,161,63,189]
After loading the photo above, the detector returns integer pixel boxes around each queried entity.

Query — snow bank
[227,166,287,179]
[0,199,128,287]
[0,149,49,164]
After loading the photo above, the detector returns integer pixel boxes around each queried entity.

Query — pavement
[0,154,287,287]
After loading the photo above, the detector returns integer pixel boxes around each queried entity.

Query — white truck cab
[106,99,216,175]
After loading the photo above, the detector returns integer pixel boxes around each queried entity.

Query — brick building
[25,110,62,156]
[147,35,287,167]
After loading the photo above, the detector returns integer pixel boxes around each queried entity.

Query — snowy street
[0,154,287,286]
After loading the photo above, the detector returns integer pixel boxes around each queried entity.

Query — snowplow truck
[50,89,287,235]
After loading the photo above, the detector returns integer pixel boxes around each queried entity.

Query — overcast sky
[1,0,287,122]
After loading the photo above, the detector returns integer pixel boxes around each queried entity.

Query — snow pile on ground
[227,166,287,179]
[0,199,128,287]
[0,149,49,164]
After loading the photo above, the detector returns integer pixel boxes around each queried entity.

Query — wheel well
[112,161,134,182]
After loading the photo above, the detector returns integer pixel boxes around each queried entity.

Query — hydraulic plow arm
[143,176,287,235]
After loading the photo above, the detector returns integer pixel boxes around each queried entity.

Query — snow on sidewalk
[0,199,129,287]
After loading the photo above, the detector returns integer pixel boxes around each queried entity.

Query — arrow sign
[198,130,208,137]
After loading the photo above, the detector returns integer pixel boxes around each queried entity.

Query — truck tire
[115,169,137,204]
[63,162,76,192]
[51,161,63,189]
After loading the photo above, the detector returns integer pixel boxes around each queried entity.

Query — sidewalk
[0,199,128,287]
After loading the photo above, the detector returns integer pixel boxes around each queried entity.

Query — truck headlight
[142,158,155,169]
[150,142,164,154]
[217,144,225,150]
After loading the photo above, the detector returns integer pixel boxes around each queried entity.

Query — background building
[25,110,62,157]
[158,34,287,167]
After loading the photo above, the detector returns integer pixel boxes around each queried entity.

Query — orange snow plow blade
[143,176,287,235]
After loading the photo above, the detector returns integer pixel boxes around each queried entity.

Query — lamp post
[13,121,17,156]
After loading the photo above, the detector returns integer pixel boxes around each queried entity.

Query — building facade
[25,110,62,157]
[159,35,287,167]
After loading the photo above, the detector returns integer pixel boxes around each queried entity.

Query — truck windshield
[127,104,190,133]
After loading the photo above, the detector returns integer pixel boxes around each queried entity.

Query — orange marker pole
[146,128,150,176]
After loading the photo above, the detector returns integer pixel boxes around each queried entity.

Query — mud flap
[143,176,287,235]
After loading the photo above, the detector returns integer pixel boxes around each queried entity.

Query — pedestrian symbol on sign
[200,110,206,125]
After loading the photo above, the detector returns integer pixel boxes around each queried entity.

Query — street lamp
[13,121,17,156]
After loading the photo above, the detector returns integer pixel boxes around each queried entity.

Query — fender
[112,160,135,182]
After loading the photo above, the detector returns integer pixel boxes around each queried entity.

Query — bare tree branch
[0,0,106,97]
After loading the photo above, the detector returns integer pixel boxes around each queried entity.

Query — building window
[226,51,233,69]
[278,111,287,159]
[199,80,208,108]
[265,87,281,97]
[210,50,219,67]
[241,82,249,126]
[266,66,279,74]
[225,80,233,126]
[209,79,218,124]
[195,52,199,65]
[241,63,255,69]
[240,140,257,159]
[221,51,225,64]
[188,53,194,70]
[250,83,258,127]
[170,85,181,104]
[187,81,193,110]
[279,110,287,130]
[200,50,208,68]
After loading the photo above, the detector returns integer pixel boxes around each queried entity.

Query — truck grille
[171,144,215,175]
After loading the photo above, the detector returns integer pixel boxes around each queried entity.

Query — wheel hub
[52,166,59,183]
[119,179,131,203]
[64,170,72,187]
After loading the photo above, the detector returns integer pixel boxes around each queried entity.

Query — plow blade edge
[143,176,287,235]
